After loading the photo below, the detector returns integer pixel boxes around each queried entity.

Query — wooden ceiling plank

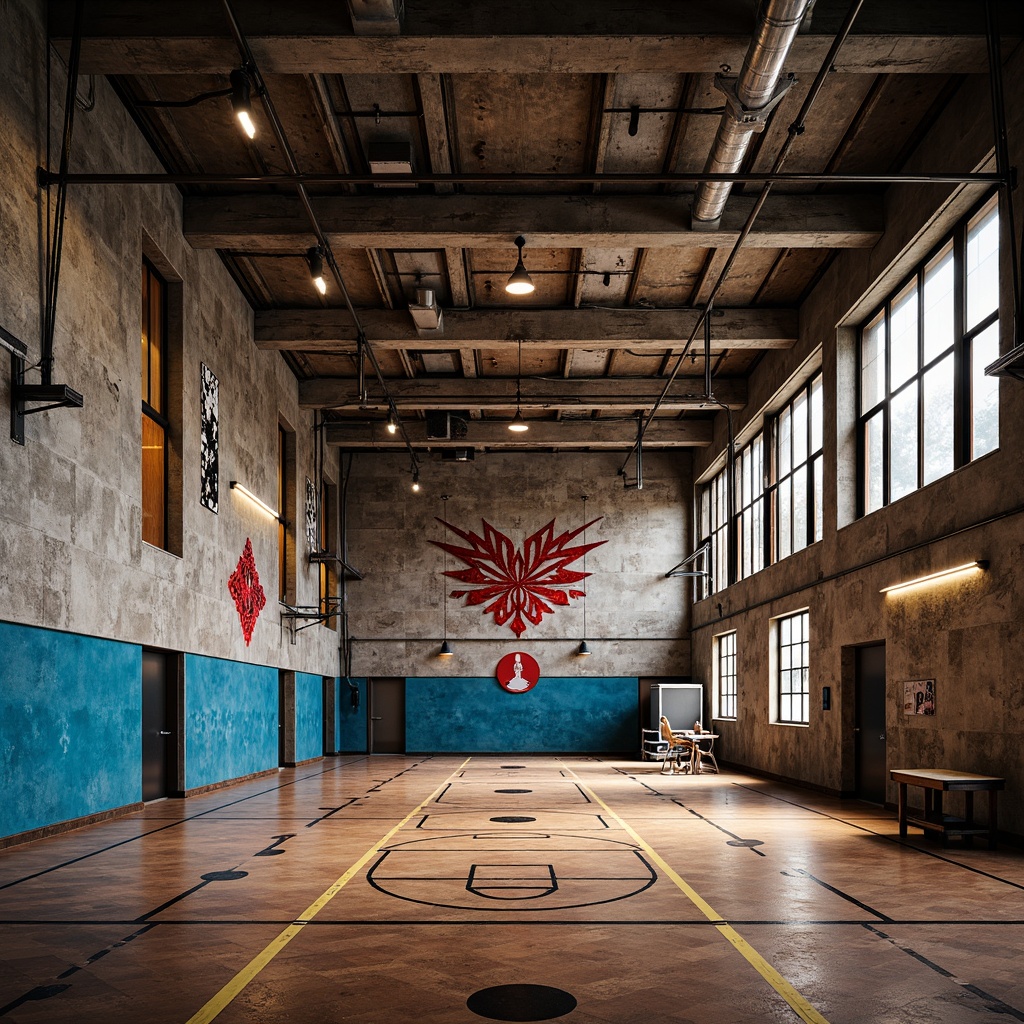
[184,193,883,250]
[300,375,746,411]
[255,306,797,350]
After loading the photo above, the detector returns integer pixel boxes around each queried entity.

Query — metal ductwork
[691,0,812,230]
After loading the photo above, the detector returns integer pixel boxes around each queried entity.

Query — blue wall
[295,672,324,762]
[336,677,367,752]
[406,677,638,753]
[184,654,278,790]
[0,621,142,840]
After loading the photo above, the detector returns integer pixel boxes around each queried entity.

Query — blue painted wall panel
[295,672,323,762]
[0,622,141,840]
[184,654,278,790]
[336,678,367,752]
[405,677,638,753]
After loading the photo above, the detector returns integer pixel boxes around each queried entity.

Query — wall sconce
[230,481,280,521]
[577,640,591,657]
[880,560,988,595]
[438,639,454,658]
[505,236,535,295]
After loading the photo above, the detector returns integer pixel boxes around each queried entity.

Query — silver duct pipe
[691,0,812,229]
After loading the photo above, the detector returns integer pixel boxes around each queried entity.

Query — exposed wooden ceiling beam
[49,2,1011,75]
[185,193,882,251]
[324,418,712,449]
[300,376,747,411]
[254,307,797,351]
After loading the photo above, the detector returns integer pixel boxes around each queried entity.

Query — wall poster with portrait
[903,679,936,716]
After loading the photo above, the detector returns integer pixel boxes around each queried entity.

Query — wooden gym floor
[1,756,1023,1023]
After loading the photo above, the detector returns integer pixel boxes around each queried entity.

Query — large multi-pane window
[697,373,821,595]
[859,195,1000,515]
[777,610,809,725]
[141,259,167,548]
[772,376,823,559]
[716,631,737,720]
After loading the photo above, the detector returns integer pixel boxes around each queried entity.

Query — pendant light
[439,495,454,657]
[505,235,535,295]
[508,339,529,433]
[577,493,591,656]
[230,69,256,139]
[306,246,327,295]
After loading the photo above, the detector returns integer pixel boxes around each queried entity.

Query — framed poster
[305,477,317,551]
[903,679,935,716]
[200,363,219,512]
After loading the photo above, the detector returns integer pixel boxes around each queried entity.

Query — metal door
[142,650,174,801]
[369,678,405,753]
[855,644,887,803]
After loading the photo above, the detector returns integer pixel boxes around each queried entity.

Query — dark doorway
[369,678,405,753]
[855,643,887,804]
[142,650,176,801]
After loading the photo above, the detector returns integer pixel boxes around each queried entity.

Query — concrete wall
[0,0,340,837]
[690,48,1024,834]
[342,450,692,681]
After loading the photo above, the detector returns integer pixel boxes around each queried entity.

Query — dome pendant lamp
[508,339,529,433]
[505,235,535,295]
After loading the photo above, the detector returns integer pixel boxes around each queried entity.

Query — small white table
[672,731,719,774]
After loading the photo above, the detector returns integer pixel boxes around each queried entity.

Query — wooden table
[890,769,1005,848]
[673,732,719,774]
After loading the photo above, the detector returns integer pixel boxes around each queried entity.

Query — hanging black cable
[218,0,421,474]
[618,0,866,481]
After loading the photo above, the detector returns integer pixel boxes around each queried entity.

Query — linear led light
[880,560,988,595]
[230,480,280,520]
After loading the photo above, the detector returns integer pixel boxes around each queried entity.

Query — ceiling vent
[409,287,443,333]
[369,140,414,188]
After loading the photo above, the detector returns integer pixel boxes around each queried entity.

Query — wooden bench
[890,769,1005,849]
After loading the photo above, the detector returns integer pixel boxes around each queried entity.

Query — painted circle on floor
[200,870,248,881]
[495,788,532,794]
[726,838,764,848]
[467,984,577,1021]
[490,816,537,823]
[368,832,656,911]
[501,765,526,769]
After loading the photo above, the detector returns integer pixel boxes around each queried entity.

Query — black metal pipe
[35,169,1004,187]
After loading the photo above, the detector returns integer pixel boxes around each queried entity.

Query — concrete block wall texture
[0,0,340,679]
[343,450,693,681]
[0,622,142,840]
[405,677,639,753]
[183,655,279,792]
[689,44,1024,831]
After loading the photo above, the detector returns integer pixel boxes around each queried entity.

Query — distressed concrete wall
[691,47,1024,834]
[0,0,340,675]
[343,451,692,681]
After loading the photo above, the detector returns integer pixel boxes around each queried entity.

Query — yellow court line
[569,770,831,1024]
[184,757,471,1024]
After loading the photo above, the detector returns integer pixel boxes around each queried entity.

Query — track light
[230,481,280,521]
[438,639,454,658]
[230,69,256,139]
[505,235,535,295]
[880,560,988,595]
[306,246,327,295]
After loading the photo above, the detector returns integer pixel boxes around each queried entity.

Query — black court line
[863,923,1024,1021]
[0,754,378,892]
[669,798,767,856]
[304,798,358,827]
[782,868,892,921]
[732,782,1024,892]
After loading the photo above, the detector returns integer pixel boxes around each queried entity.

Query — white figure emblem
[504,653,530,691]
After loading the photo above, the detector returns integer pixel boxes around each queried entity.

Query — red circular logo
[496,652,540,693]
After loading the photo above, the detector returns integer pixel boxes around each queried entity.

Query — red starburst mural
[227,537,266,646]
[431,517,606,638]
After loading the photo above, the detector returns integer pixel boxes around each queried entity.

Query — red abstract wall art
[228,537,266,646]
[431,517,606,638]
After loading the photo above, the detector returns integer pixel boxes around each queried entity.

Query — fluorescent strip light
[230,480,279,520]
[880,560,988,595]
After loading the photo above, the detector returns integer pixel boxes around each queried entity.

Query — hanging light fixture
[439,494,454,657]
[386,408,398,435]
[508,339,529,433]
[306,246,327,295]
[411,467,421,493]
[577,493,591,656]
[230,69,256,139]
[505,235,535,295]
